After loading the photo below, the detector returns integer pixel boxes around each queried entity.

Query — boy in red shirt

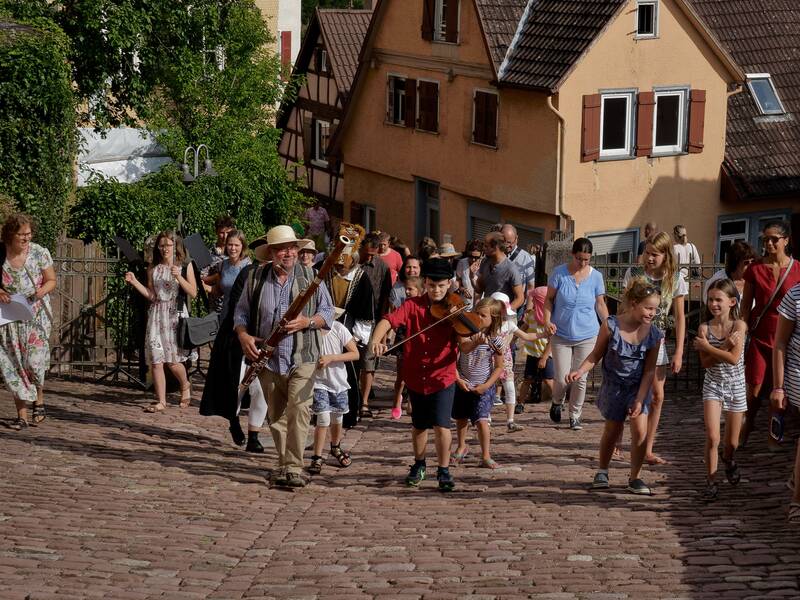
[371,258,460,492]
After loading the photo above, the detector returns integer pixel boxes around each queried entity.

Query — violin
[429,292,502,355]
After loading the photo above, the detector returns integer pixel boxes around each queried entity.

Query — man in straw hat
[371,257,462,492]
[234,225,334,488]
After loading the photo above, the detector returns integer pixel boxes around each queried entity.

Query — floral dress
[0,243,53,403]
[145,264,191,365]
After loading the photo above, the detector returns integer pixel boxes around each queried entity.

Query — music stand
[183,233,214,271]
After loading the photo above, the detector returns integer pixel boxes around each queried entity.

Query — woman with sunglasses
[740,221,800,447]
[703,240,757,305]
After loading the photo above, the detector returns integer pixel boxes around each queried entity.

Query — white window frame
[386,73,407,126]
[415,78,441,133]
[651,87,689,156]
[717,217,749,262]
[746,73,786,115]
[471,88,499,148]
[599,90,636,159]
[635,0,659,39]
[312,120,330,167]
[433,0,459,43]
[319,48,328,73]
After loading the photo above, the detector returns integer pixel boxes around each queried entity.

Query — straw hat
[437,243,461,258]
[250,235,271,262]
[299,239,317,254]
[265,225,312,248]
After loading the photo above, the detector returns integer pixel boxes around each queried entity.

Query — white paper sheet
[0,294,35,326]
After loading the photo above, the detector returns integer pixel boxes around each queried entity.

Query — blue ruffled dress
[597,316,663,422]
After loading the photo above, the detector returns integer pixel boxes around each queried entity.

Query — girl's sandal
[481,458,499,470]
[330,444,352,468]
[31,405,46,425]
[308,456,324,475]
[145,402,167,413]
[180,385,192,409]
[788,502,800,523]
[453,447,470,464]
[612,447,625,461]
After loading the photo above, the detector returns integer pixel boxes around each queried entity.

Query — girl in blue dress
[566,279,663,495]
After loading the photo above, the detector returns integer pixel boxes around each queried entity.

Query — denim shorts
[312,389,349,415]
[452,386,495,425]
[408,384,455,430]
[524,355,554,380]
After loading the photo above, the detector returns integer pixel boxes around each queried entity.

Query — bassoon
[239,232,355,391]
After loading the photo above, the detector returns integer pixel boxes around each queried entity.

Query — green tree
[1,0,309,249]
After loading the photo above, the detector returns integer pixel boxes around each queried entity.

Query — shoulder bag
[751,257,795,334]
[177,261,219,349]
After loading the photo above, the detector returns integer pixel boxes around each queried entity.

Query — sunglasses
[762,235,786,244]
[643,286,660,296]
[468,255,481,261]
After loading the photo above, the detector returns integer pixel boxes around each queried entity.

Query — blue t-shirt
[548,264,605,342]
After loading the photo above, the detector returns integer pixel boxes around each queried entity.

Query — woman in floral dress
[0,214,56,430]
[125,231,197,412]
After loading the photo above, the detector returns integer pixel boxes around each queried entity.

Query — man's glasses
[762,235,786,245]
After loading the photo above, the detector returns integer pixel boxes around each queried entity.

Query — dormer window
[422,0,459,44]
[636,0,658,39]
[747,74,785,115]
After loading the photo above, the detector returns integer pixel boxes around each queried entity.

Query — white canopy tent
[77,128,171,186]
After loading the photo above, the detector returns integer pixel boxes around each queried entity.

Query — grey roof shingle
[473,0,528,73]
[318,9,373,95]
[495,0,626,91]
[689,0,800,199]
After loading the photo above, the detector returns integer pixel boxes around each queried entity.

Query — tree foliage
[0,19,76,248]
[0,0,309,250]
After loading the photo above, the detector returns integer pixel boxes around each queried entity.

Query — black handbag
[176,260,219,348]
[179,312,219,348]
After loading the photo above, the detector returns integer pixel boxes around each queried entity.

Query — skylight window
[747,74,786,115]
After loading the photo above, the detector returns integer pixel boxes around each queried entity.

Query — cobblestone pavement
[1,358,799,599]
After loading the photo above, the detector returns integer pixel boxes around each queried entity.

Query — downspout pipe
[545,94,571,234]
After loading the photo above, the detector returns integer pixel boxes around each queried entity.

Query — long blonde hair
[473,298,504,337]
[646,231,676,296]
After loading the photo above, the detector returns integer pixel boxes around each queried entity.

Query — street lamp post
[181,144,218,184]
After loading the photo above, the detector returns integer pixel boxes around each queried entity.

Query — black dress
[199,264,255,419]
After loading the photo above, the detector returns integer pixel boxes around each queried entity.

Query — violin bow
[383,303,469,354]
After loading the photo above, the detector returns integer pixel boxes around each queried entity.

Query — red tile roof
[318,9,373,96]
[690,0,800,199]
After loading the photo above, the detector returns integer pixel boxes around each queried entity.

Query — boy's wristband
[773,388,785,394]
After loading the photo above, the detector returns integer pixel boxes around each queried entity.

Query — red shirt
[386,295,458,395]
[379,249,404,285]
[743,260,800,340]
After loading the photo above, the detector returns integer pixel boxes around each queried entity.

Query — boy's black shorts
[408,384,455,430]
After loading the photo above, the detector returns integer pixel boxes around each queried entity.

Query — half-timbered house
[277,8,372,222]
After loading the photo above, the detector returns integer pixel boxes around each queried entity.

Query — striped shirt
[234,265,334,375]
[702,322,745,393]
[458,335,503,388]
[522,311,548,357]
[778,284,800,402]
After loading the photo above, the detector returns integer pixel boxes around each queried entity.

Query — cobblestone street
[1,360,799,599]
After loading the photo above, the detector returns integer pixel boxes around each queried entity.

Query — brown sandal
[180,385,192,408]
[31,404,46,425]
[145,403,167,413]
[330,444,352,468]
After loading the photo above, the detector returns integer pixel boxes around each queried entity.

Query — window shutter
[636,91,655,157]
[445,0,460,43]
[418,81,439,132]
[581,94,601,162]
[404,78,417,127]
[484,93,498,147]
[473,92,486,143]
[386,78,394,122]
[314,47,322,73]
[421,0,435,41]
[688,89,706,154]
[303,116,313,163]
[280,31,292,68]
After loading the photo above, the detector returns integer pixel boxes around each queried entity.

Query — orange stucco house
[328,0,796,261]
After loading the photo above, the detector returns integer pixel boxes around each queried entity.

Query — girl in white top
[622,231,687,465]
[693,278,747,501]
[308,312,360,475]
[490,292,546,432]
